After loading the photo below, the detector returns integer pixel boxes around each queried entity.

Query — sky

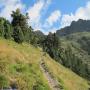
[0,0,90,34]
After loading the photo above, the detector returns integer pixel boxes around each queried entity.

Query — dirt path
[40,59,63,90]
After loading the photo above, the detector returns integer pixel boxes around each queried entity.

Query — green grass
[0,38,89,90]
[0,38,50,90]
[44,55,90,90]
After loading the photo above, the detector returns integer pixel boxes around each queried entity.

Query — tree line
[0,8,61,51]
[0,9,39,46]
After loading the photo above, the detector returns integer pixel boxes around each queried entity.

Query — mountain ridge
[56,19,90,36]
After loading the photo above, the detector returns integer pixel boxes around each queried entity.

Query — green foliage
[11,8,28,28]
[42,32,60,61]
[11,8,29,42]
[30,35,39,47]
[0,8,90,82]
[28,28,42,47]
[0,38,89,90]
[32,81,49,90]
[78,36,90,55]
[0,17,12,39]
[13,26,24,43]
[59,44,90,80]
[58,32,90,80]
[0,74,9,89]
[0,9,42,46]
[4,20,12,39]
[34,30,45,46]
[0,18,5,37]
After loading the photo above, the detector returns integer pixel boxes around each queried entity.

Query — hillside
[55,32,90,80]
[0,38,89,90]
[54,19,90,80]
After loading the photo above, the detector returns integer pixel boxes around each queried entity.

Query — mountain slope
[56,19,90,36]
[55,19,90,80]
[0,38,89,90]
[57,32,90,80]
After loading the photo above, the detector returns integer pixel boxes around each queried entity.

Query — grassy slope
[0,38,89,90]
[0,38,50,90]
[44,56,90,90]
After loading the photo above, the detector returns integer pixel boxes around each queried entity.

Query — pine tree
[13,26,24,43]
[0,18,5,37]
[4,20,12,39]
[42,32,60,60]
[11,8,29,42]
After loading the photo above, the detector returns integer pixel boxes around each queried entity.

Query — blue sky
[22,0,88,14]
[0,0,90,34]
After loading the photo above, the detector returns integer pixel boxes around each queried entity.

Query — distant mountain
[34,30,45,37]
[55,19,90,80]
[56,19,90,36]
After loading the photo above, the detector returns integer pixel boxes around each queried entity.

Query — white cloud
[61,1,90,28]
[1,0,90,34]
[44,0,52,9]
[45,10,61,27]
[0,0,25,20]
[27,0,52,31]
[42,26,60,35]
[42,10,61,34]
[27,0,44,24]
[50,27,59,33]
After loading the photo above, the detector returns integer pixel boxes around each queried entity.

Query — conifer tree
[0,18,5,37]
[4,20,12,39]
[13,26,24,43]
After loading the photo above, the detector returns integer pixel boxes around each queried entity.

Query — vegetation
[44,54,90,90]
[42,32,60,61]
[0,9,39,45]
[0,17,12,39]
[57,32,90,80]
[13,25,24,43]
[41,31,90,80]
[0,38,50,90]
[0,8,90,90]
[0,74,9,89]
[0,38,89,90]
[55,24,90,80]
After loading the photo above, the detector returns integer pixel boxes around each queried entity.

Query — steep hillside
[58,32,90,80]
[0,38,89,90]
[55,19,90,80]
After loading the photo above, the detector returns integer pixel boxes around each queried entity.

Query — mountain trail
[40,53,63,90]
